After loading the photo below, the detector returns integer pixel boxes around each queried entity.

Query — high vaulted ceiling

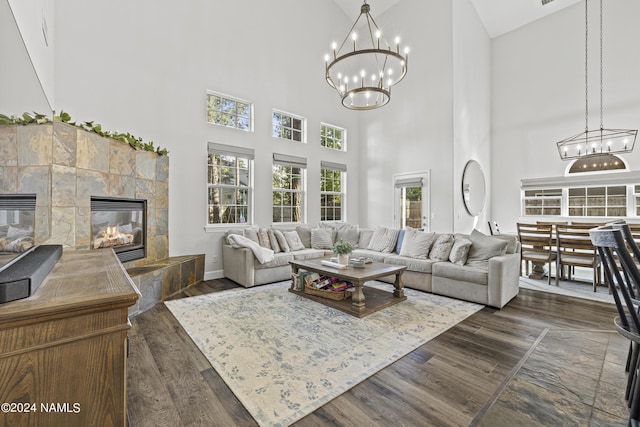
[332,0,582,38]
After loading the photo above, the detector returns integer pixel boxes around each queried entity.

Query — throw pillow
[429,234,455,261]
[244,226,260,244]
[395,229,406,254]
[489,234,518,254]
[224,228,244,245]
[466,229,509,268]
[367,226,400,253]
[449,236,472,266]
[358,229,374,248]
[399,229,436,259]
[273,229,290,253]
[284,230,305,251]
[267,229,281,253]
[257,228,271,248]
[337,224,359,247]
[295,226,312,248]
[311,228,333,249]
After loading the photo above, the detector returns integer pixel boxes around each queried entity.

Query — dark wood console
[0,248,140,427]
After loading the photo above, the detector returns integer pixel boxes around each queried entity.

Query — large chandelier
[556,0,637,160]
[325,1,409,110]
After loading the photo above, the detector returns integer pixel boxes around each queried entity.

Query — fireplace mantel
[0,122,169,266]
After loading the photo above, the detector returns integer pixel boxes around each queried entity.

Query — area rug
[164,281,483,427]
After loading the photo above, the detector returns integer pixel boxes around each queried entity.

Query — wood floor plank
[127,282,630,426]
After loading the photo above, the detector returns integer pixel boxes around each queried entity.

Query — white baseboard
[204,269,225,281]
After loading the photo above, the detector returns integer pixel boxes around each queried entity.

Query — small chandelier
[557,0,637,160]
[325,1,409,110]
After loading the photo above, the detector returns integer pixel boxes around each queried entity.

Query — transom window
[207,143,254,225]
[207,92,252,131]
[273,110,305,142]
[320,123,346,151]
[320,162,346,221]
[272,154,306,223]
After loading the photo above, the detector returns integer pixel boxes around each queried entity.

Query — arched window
[568,154,627,174]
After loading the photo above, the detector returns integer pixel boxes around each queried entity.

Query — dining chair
[590,226,640,423]
[517,223,556,285]
[555,223,601,291]
[488,221,500,236]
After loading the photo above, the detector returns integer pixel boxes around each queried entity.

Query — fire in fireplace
[90,197,146,263]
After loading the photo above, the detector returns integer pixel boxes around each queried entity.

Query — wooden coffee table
[289,257,406,318]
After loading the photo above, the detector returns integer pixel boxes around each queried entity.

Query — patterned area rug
[165,281,483,427]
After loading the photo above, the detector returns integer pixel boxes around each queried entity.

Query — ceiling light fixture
[325,1,409,110]
[556,0,637,160]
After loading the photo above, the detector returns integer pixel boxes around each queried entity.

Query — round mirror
[462,160,486,216]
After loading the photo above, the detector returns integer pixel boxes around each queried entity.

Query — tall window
[272,154,306,223]
[207,143,254,225]
[207,92,252,131]
[568,186,626,217]
[320,123,346,151]
[523,189,562,216]
[320,161,346,221]
[272,110,305,142]
[394,174,429,230]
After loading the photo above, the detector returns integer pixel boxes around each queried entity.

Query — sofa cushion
[351,248,388,263]
[258,228,271,248]
[358,229,375,248]
[267,229,282,253]
[429,234,454,261]
[449,236,472,266]
[399,229,436,259]
[337,224,360,247]
[490,234,518,254]
[433,262,488,285]
[274,230,290,252]
[254,252,294,269]
[367,226,400,253]
[292,248,326,261]
[224,228,245,244]
[384,255,436,274]
[311,228,333,249]
[284,230,305,251]
[244,226,260,244]
[296,226,312,248]
[395,229,406,254]
[466,229,509,268]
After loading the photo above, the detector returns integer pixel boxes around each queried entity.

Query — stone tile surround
[0,121,169,265]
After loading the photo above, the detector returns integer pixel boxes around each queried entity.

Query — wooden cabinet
[0,249,140,427]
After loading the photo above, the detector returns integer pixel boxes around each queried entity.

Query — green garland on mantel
[0,111,168,156]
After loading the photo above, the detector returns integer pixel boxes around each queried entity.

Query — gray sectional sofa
[222,223,520,308]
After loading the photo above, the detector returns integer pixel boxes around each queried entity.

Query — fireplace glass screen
[91,197,146,262]
[0,194,36,270]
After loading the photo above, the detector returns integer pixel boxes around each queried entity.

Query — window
[393,173,430,230]
[320,123,346,151]
[635,185,640,216]
[207,143,254,225]
[207,92,252,131]
[320,161,346,221]
[272,110,305,142]
[272,153,306,223]
[523,189,562,216]
[568,186,626,217]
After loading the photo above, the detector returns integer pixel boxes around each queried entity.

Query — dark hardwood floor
[127,279,629,426]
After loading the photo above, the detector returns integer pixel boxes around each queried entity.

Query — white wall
[453,0,492,234]
[54,1,360,279]
[1,0,51,114]
[7,0,55,111]
[492,0,640,233]
[358,0,455,232]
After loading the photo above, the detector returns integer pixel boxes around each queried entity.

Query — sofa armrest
[222,244,255,287]
[487,252,521,308]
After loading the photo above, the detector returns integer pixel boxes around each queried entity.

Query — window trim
[320,161,347,222]
[272,109,306,143]
[206,90,254,132]
[272,154,307,224]
[205,143,254,230]
[320,122,347,151]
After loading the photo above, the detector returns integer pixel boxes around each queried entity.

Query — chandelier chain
[600,0,604,130]
[584,0,588,132]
